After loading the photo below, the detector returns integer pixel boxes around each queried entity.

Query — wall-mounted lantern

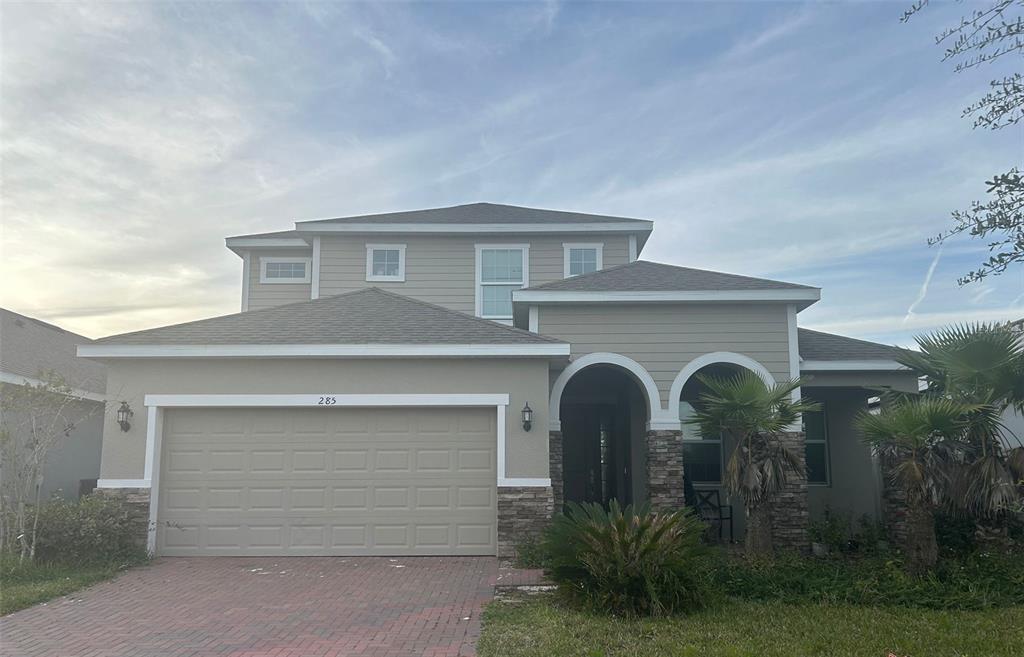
[117,401,133,432]
[521,402,533,432]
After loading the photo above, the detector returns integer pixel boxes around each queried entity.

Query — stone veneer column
[646,429,685,512]
[497,487,554,558]
[549,430,563,513]
[93,487,151,549]
[769,430,810,551]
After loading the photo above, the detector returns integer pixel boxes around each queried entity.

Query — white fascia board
[78,343,570,359]
[800,360,909,371]
[0,371,106,402]
[295,222,652,234]
[513,289,821,304]
[144,393,511,408]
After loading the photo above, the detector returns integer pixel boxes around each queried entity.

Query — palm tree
[858,397,975,574]
[685,371,820,556]
[896,323,1024,520]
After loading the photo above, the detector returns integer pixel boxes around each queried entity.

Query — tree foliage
[904,0,1024,283]
[0,371,104,562]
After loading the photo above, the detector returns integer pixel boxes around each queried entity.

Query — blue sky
[1,1,1020,344]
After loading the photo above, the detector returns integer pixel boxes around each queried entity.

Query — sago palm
[858,396,975,574]
[685,371,820,556]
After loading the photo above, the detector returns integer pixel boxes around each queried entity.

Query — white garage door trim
[130,393,549,553]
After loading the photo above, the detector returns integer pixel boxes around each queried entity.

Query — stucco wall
[317,233,632,313]
[98,358,551,481]
[0,385,103,500]
[540,302,793,408]
[805,387,883,525]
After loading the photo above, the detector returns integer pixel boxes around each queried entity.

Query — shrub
[542,501,715,616]
[512,538,549,569]
[809,506,850,552]
[712,548,1024,610]
[33,495,147,565]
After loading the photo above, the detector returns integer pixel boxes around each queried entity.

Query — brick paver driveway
[2,556,499,657]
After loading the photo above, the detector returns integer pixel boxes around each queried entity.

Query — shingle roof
[0,309,106,394]
[523,260,816,292]
[93,288,563,346]
[798,328,900,361]
[297,202,652,226]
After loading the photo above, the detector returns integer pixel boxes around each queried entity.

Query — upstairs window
[563,243,603,277]
[804,406,830,485]
[476,245,528,322]
[260,257,311,284]
[365,244,406,282]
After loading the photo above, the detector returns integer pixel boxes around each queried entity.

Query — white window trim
[365,243,407,282]
[805,405,831,487]
[562,242,604,278]
[475,243,530,322]
[99,393,551,554]
[259,256,312,284]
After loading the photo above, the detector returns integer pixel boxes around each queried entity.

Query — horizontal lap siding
[540,304,792,407]
[318,234,631,313]
[248,250,313,311]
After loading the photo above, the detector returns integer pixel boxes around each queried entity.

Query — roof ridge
[363,287,564,343]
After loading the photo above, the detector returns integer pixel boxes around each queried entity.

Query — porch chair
[693,488,734,543]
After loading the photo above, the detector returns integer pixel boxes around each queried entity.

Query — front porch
[547,354,904,550]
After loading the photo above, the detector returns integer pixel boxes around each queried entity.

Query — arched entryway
[556,363,653,510]
[673,355,777,543]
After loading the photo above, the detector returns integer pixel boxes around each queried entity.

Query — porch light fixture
[521,402,533,432]
[116,401,133,432]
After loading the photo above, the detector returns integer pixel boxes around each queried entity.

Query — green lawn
[478,594,1024,657]
[0,559,130,615]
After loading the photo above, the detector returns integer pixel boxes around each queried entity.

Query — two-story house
[80,203,917,557]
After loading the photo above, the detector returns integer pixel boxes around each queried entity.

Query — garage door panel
[158,407,497,556]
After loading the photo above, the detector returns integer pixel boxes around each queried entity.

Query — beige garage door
[157,406,497,556]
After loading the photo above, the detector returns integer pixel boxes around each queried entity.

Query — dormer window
[260,257,311,284]
[563,243,603,277]
[366,244,406,282]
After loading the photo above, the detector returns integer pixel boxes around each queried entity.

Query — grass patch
[479,594,1024,657]
[0,557,138,615]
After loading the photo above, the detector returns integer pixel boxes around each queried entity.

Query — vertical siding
[318,233,631,313]
[539,303,793,407]
[246,250,313,311]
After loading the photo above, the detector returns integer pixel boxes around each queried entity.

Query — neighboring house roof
[522,260,816,292]
[296,202,651,227]
[0,308,107,396]
[798,328,906,371]
[82,288,567,358]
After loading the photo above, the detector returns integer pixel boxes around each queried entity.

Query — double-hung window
[680,401,723,484]
[476,245,528,322]
[563,243,603,277]
[365,244,406,282]
[260,257,312,284]
[804,406,830,485]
